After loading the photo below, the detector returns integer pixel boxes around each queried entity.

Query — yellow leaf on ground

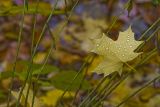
[40,89,74,107]
[91,26,143,76]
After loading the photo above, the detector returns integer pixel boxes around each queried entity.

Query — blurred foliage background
[0,0,160,107]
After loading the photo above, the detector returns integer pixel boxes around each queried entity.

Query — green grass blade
[15,0,59,106]
[116,75,160,107]
[6,0,26,107]
[24,0,40,106]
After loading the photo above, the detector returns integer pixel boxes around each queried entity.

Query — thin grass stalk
[15,0,59,106]
[106,0,131,35]
[54,0,85,106]
[87,73,127,107]
[136,26,160,52]
[89,57,144,106]
[24,0,40,106]
[92,72,130,107]
[31,83,36,107]
[116,74,160,107]
[87,73,118,106]
[79,75,109,106]
[64,0,69,17]
[84,73,119,107]
[31,23,56,107]
[138,18,160,41]
[55,0,80,37]
[33,0,81,106]
[32,38,54,107]
[137,48,157,66]
[71,55,95,105]
[57,55,92,107]
[6,0,26,106]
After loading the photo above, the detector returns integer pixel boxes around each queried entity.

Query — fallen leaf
[91,26,143,76]
[40,89,74,107]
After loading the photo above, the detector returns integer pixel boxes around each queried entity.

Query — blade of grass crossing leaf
[6,1,25,107]
[114,48,159,107]
[97,48,156,106]
[92,19,160,107]
[88,61,139,106]
[91,21,159,106]
[16,0,59,107]
[94,47,158,106]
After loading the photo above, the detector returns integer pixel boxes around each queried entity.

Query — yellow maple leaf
[91,26,143,76]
